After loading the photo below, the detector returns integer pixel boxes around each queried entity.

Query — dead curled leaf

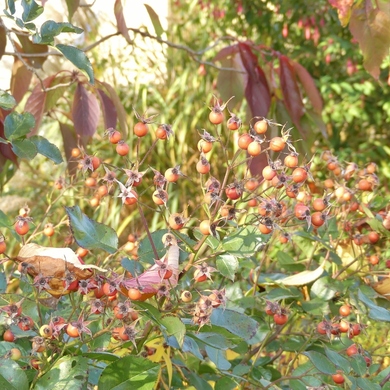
[15,243,106,298]
[369,275,390,300]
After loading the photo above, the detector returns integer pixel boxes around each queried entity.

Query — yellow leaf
[279,263,325,286]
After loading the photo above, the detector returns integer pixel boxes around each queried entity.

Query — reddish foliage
[97,89,117,129]
[72,83,100,138]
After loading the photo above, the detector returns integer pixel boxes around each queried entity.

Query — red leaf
[279,55,305,130]
[216,51,247,106]
[349,3,390,79]
[238,42,270,117]
[97,89,117,129]
[0,18,6,60]
[292,61,323,114]
[16,34,48,69]
[10,58,32,104]
[328,0,354,26]
[214,45,239,62]
[114,0,131,44]
[59,121,81,175]
[72,83,100,138]
[96,80,127,136]
[25,76,57,135]
[0,119,18,165]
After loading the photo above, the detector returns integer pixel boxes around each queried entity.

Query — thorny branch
[2,22,245,88]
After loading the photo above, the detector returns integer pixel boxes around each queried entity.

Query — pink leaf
[349,3,390,79]
[96,80,127,136]
[114,0,131,44]
[279,55,305,131]
[238,42,271,117]
[25,75,57,135]
[71,82,100,138]
[10,58,32,104]
[328,0,354,26]
[124,245,179,293]
[97,89,117,129]
[292,61,323,114]
[214,45,240,62]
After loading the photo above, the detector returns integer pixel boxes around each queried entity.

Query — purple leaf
[72,82,100,138]
[0,119,18,166]
[114,0,131,44]
[25,75,57,135]
[292,61,323,114]
[96,80,127,136]
[97,89,117,129]
[238,42,270,117]
[279,55,305,131]
[59,121,81,175]
[214,45,239,62]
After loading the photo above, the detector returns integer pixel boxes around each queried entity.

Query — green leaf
[65,0,80,20]
[98,355,159,390]
[65,205,118,253]
[303,351,336,375]
[358,289,390,322]
[214,376,237,390]
[82,352,119,362]
[187,373,213,390]
[30,136,63,164]
[182,336,203,360]
[310,276,341,301]
[121,258,144,276]
[4,112,35,140]
[210,309,258,341]
[144,4,164,37]
[0,210,11,228]
[190,332,235,350]
[0,270,6,293]
[160,316,186,348]
[325,348,350,372]
[216,254,238,281]
[133,301,162,325]
[33,21,83,45]
[356,377,381,390]
[205,345,231,370]
[0,91,16,110]
[301,298,329,315]
[7,0,16,14]
[266,287,301,301]
[21,0,43,22]
[222,226,269,257]
[350,354,368,376]
[35,356,88,390]
[0,358,29,390]
[11,139,37,160]
[55,44,94,84]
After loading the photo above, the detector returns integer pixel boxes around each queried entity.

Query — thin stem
[137,203,159,260]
